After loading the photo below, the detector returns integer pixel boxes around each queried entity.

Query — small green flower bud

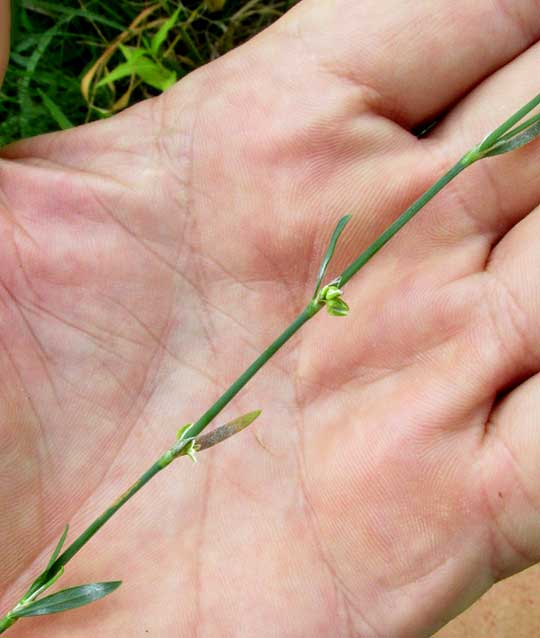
[324,285,344,300]
[326,297,349,317]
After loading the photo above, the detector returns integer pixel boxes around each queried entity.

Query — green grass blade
[17,20,64,138]
[485,119,540,157]
[37,90,73,130]
[96,60,141,87]
[45,525,69,570]
[151,8,181,57]
[21,1,126,31]
[118,44,146,64]
[97,58,176,92]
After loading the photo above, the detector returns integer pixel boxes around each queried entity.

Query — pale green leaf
[24,525,69,598]
[195,410,262,451]
[151,8,181,56]
[97,57,176,92]
[485,119,540,157]
[12,582,122,618]
[135,61,177,91]
[118,44,146,64]
[96,61,142,87]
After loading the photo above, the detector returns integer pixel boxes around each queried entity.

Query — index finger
[277,0,540,128]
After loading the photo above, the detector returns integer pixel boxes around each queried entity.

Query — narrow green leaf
[195,410,262,451]
[96,61,141,87]
[25,566,64,600]
[484,119,540,157]
[179,25,203,64]
[313,215,352,298]
[151,8,181,57]
[37,90,73,130]
[135,62,177,92]
[118,44,146,64]
[97,58,176,92]
[46,525,69,570]
[478,93,540,152]
[12,582,122,618]
[15,1,126,30]
[496,112,540,143]
[17,21,64,139]
[24,525,69,598]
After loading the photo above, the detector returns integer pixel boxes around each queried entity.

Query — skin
[0,0,540,636]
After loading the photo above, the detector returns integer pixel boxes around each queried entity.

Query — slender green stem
[47,307,313,575]
[339,158,468,286]
[181,308,314,441]
[0,617,14,633]
[53,458,168,569]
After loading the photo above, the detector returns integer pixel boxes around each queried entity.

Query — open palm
[1,1,540,636]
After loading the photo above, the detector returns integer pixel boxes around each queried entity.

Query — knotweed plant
[0,94,539,634]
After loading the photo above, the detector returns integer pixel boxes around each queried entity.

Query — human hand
[1,1,539,636]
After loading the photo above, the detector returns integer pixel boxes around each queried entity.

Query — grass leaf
[46,524,69,570]
[23,526,69,599]
[485,119,540,157]
[96,60,139,87]
[97,57,176,92]
[118,44,146,64]
[195,410,262,451]
[12,582,122,618]
[37,90,73,130]
[17,21,64,138]
[151,8,181,57]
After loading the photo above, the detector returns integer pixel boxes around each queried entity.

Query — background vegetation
[1,0,295,145]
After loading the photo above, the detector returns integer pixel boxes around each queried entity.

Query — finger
[480,370,540,579]
[482,201,540,375]
[276,0,540,127]
[429,41,540,243]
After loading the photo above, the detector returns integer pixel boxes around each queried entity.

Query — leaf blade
[37,91,73,130]
[151,8,181,57]
[12,582,122,618]
[47,524,69,570]
[118,44,146,64]
[195,410,262,451]
[313,215,352,298]
[24,525,70,598]
[485,119,540,157]
[97,58,177,92]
